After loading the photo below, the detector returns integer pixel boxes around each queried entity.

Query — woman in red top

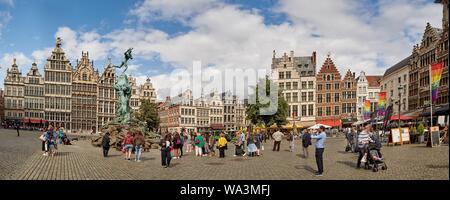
[122,132,134,160]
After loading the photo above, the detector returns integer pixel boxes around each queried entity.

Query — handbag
[39,134,45,141]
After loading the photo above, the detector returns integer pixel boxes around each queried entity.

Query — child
[161,139,172,168]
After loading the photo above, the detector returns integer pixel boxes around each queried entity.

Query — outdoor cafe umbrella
[308,123,331,130]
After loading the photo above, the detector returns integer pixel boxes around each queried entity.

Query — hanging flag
[383,104,394,131]
[377,92,387,117]
[431,62,445,103]
[363,100,371,120]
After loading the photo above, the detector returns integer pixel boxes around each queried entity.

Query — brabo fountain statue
[91,48,161,150]
[113,48,133,124]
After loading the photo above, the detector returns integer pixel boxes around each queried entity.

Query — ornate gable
[73,51,98,82]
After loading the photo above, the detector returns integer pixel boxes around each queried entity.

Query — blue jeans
[135,145,142,161]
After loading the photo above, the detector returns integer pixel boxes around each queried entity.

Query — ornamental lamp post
[397,85,404,128]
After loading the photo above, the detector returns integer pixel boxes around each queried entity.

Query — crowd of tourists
[39,125,70,157]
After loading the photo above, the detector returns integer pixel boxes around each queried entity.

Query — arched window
[327,75,331,81]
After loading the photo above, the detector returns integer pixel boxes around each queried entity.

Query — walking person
[287,131,294,152]
[234,132,244,156]
[40,127,48,156]
[122,131,134,160]
[311,126,327,176]
[180,131,185,158]
[272,129,284,151]
[356,124,374,169]
[217,133,228,158]
[161,137,172,168]
[203,133,210,157]
[208,133,216,157]
[194,132,204,157]
[255,132,262,156]
[58,127,65,145]
[247,133,258,157]
[15,121,20,137]
[301,129,312,158]
[184,131,192,153]
[133,131,145,162]
[102,132,111,157]
[172,133,182,159]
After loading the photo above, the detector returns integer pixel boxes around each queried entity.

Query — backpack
[225,134,232,142]
[176,138,181,145]
[195,138,200,145]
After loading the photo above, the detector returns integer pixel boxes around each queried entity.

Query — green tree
[246,76,288,128]
[138,99,160,131]
[418,122,425,136]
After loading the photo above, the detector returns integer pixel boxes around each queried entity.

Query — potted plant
[418,122,425,144]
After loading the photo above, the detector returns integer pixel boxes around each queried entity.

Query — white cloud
[0,52,33,88]
[0,11,12,39]
[0,0,14,7]
[129,0,219,23]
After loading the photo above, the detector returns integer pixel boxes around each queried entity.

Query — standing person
[217,133,228,158]
[194,133,204,157]
[133,131,145,162]
[203,133,209,157]
[46,127,56,157]
[264,131,268,143]
[102,132,111,157]
[302,129,312,158]
[40,127,48,156]
[179,131,185,158]
[16,121,20,137]
[161,136,172,168]
[208,133,216,157]
[122,132,134,160]
[356,124,374,169]
[255,132,262,156]
[234,132,243,156]
[272,129,284,151]
[287,131,294,152]
[240,131,247,150]
[184,131,192,153]
[247,133,257,157]
[311,126,327,176]
[58,128,65,144]
[172,133,182,159]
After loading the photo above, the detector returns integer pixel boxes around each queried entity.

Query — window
[335,93,340,102]
[308,104,313,116]
[302,105,307,116]
[286,93,291,102]
[317,84,322,91]
[286,71,291,79]
[301,92,307,102]
[302,81,307,89]
[292,105,298,117]
[318,107,323,116]
[404,74,407,82]
[286,82,291,90]
[326,107,331,116]
[326,93,331,103]
[279,82,284,90]
[308,91,313,101]
[327,75,331,81]
[292,92,298,102]
[398,77,401,84]
[335,106,340,115]
[317,94,323,103]
[293,82,298,89]
[308,81,314,89]
[326,84,331,90]
[335,83,340,90]
[279,72,284,79]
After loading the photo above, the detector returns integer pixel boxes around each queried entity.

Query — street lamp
[397,85,403,128]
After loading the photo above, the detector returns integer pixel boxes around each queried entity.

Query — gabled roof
[318,56,340,74]
[366,76,382,87]
[383,56,411,77]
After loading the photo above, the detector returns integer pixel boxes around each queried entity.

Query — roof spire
[13,58,16,65]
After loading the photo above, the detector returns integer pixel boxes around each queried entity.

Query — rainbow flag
[431,62,445,103]
[363,100,371,120]
[377,92,386,117]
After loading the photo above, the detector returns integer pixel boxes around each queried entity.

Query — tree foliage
[245,76,288,128]
[138,99,160,131]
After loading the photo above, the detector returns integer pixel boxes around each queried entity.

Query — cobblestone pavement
[0,129,448,180]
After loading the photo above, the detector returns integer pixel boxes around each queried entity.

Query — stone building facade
[356,71,382,121]
[380,57,410,116]
[0,89,4,123]
[340,70,357,126]
[44,38,73,129]
[271,50,317,127]
[71,52,99,133]
[97,62,117,131]
[3,59,25,124]
[24,62,45,127]
[315,55,342,127]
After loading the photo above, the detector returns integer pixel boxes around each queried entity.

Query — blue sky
[0,0,443,99]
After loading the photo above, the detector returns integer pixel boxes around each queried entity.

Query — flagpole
[429,64,433,127]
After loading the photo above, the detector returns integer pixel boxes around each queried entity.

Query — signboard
[428,126,440,147]
[390,128,401,145]
[401,128,410,144]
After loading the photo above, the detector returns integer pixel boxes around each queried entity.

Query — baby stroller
[364,143,387,172]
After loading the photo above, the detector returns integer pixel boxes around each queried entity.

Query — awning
[390,116,414,121]
[419,104,449,117]
[308,123,332,129]
[210,124,225,130]
[22,118,47,124]
[282,123,303,129]
[342,118,357,124]
[316,119,341,127]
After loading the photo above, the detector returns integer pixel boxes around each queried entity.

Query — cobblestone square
[0,129,448,180]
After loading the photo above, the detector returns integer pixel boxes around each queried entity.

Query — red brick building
[340,70,357,126]
[316,55,342,127]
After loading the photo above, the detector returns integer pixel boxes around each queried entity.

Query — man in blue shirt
[311,126,327,176]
